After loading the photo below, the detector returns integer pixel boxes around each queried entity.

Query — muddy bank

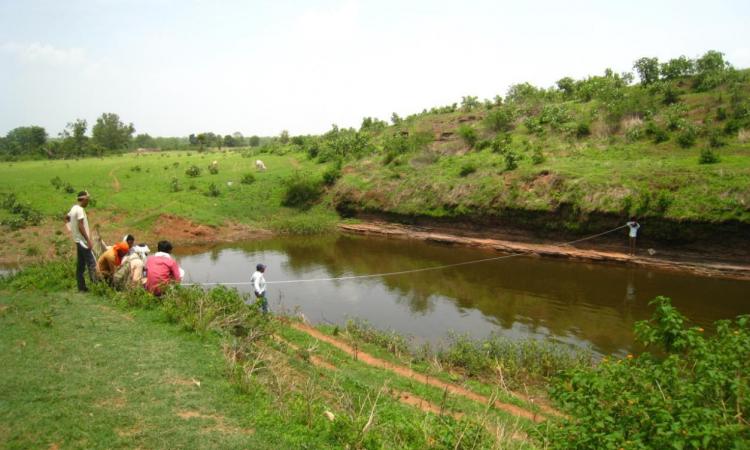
[339,222,750,281]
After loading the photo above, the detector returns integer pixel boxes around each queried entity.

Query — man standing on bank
[65,191,98,292]
[250,263,268,313]
[626,216,641,256]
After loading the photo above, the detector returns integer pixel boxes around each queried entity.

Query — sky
[1,0,749,138]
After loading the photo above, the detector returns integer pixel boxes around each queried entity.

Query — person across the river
[250,263,268,313]
[626,217,641,256]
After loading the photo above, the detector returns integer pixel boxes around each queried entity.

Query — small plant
[50,176,63,190]
[208,164,219,175]
[240,173,256,185]
[25,245,40,257]
[130,165,142,172]
[575,122,591,138]
[169,177,182,192]
[322,166,342,186]
[708,129,726,148]
[677,126,697,148]
[531,146,545,165]
[699,147,720,164]
[483,107,516,132]
[491,133,512,154]
[457,124,478,148]
[504,150,520,170]
[188,182,197,191]
[63,183,75,194]
[459,162,477,177]
[185,165,201,177]
[205,182,220,197]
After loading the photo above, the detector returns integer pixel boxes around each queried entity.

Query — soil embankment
[339,221,750,281]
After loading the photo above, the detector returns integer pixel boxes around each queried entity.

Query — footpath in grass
[0,290,324,449]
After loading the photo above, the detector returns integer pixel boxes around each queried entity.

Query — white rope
[183,224,628,287]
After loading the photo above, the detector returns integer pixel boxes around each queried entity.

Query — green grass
[0,151,339,234]
[0,263,542,449]
[0,291,276,449]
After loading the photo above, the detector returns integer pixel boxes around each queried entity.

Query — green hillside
[324,54,750,233]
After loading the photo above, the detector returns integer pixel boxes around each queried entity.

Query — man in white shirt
[65,191,98,292]
[626,217,641,256]
[250,263,268,313]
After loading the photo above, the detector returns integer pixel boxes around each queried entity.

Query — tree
[390,112,402,125]
[91,113,135,151]
[248,135,260,147]
[188,134,198,146]
[460,95,480,111]
[279,130,290,144]
[695,50,728,74]
[58,119,89,157]
[2,126,47,157]
[133,133,156,149]
[232,131,244,146]
[223,134,236,147]
[556,77,576,97]
[660,56,694,80]
[633,57,660,85]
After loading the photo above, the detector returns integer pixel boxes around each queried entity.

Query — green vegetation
[1,262,544,449]
[541,297,750,449]
[326,51,750,227]
[0,152,339,236]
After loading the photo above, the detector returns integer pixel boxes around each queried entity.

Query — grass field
[0,149,337,234]
[0,264,550,449]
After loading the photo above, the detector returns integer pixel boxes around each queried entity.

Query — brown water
[176,233,749,356]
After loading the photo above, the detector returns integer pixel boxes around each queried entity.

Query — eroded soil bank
[338,221,750,281]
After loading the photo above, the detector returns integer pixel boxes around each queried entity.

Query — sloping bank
[337,220,750,281]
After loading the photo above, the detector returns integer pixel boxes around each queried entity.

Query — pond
[176,233,749,356]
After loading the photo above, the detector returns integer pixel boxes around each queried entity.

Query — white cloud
[1,42,87,66]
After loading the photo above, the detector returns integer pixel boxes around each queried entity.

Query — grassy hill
[327,66,750,239]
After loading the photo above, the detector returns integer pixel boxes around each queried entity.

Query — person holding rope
[65,190,98,292]
[626,217,641,256]
[250,263,268,313]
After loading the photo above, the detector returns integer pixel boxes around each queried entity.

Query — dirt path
[290,322,549,423]
[108,168,121,193]
[339,222,750,281]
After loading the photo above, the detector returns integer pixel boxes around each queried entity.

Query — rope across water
[182,224,628,287]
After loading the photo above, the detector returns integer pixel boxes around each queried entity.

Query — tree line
[0,112,263,160]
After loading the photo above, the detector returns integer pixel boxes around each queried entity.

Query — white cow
[255,159,267,171]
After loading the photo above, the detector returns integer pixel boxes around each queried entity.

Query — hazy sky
[1,0,749,137]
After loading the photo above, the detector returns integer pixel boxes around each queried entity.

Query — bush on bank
[541,296,750,449]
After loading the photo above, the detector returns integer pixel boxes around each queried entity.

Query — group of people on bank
[64,191,268,311]
[65,191,184,296]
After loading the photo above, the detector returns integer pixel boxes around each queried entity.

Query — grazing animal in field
[255,160,267,171]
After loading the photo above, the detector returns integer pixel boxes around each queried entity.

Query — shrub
[491,133,512,154]
[575,122,591,138]
[542,297,750,449]
[699,147,720,164]
[130,165,142,172]
[50,176,63,190]
[240,173,256,185]
[716,106,728,121]
[708,130,726,148]
[281,173,324,210]
[483,107,516,132]
[185,165,201,177]
[208,164,219,175]
[63,183,75,194]
[625,125,643,142]
[531,147,545,165]
[322,166,342,186]
[457,125,478,148]
[677,126,697,148]
[458,162,477,177]
[504,150,520,171]
[205,182,220,197]
[645,121,669,143]
[169,177,181,192]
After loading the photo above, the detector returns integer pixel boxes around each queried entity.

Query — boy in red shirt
[145,240,183,296]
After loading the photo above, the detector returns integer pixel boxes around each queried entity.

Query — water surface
[176,234,749,356]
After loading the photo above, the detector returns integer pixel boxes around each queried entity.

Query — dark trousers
[76,243,98,291]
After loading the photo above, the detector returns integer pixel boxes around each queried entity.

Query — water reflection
[176,234,750,356]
